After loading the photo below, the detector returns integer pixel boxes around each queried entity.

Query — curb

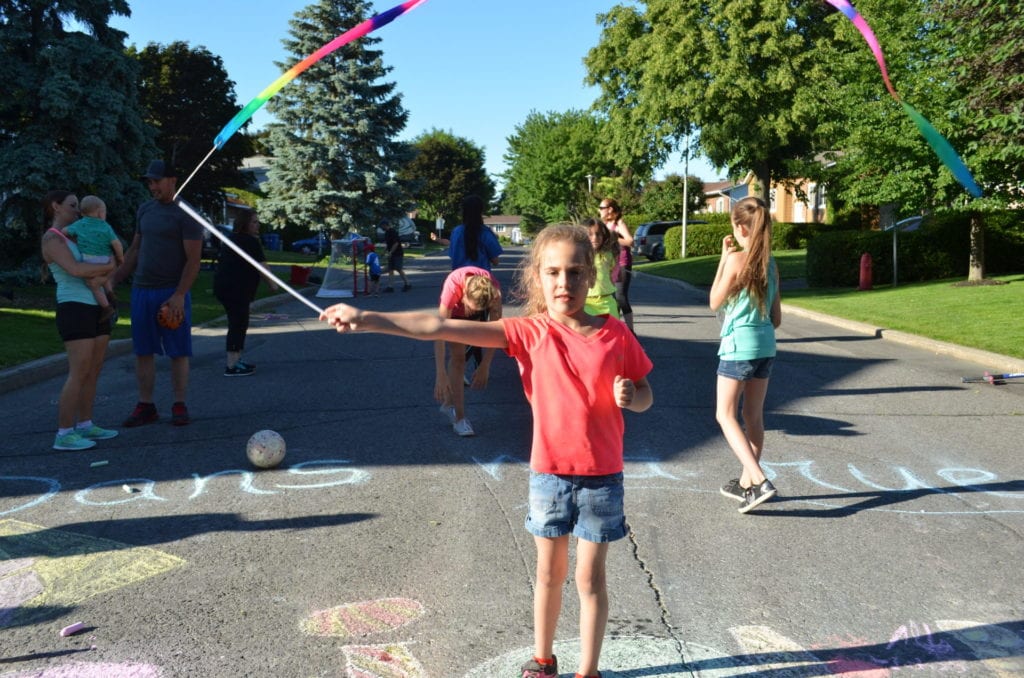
[0,289,312,396]
[635,271,1023,374]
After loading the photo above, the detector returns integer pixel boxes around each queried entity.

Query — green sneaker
[53,432,97,451]
[78,424,118,440]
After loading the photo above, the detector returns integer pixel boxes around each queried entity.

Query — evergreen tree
[130,41,255,217]
[261,0,413,235]
[0,0,154,266]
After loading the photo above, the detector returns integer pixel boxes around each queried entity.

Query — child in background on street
[65,195,123,322]
[584,218,620,319]
[434,266,502,437]
[364,241,382,296]
[320,224,653,678]
[710,196,782,514]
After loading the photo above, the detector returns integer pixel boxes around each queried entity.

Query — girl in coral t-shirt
[320,223,653,678]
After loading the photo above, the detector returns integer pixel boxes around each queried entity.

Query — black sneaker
[224,363,255,377]
[719,478,745,502]
[738,479,777,513]
[402,284,412,292]
[520,655,558,678]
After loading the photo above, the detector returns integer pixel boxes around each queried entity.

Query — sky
[109,0,720,184]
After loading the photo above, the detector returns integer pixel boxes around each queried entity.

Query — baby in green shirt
[65,195,124,321]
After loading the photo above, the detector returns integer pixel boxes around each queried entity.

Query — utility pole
[681,136,690,259]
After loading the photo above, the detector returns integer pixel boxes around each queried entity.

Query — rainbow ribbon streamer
[173,0,429,316]
[213,0,428,149]
[825,0,982,198]
[176,0,428,199]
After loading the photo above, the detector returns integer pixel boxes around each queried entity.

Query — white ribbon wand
[175,199,325,316]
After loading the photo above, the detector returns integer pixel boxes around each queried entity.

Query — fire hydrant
[858,252,873,291]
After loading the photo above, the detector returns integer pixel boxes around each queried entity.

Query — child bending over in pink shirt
[321,223,653,678]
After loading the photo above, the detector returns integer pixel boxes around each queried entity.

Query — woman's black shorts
[56,302,111,342]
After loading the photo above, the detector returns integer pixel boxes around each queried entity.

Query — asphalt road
[2,247,1022,677]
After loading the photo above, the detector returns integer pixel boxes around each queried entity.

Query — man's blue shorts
[525,471,628,543]
[130,286,192,358]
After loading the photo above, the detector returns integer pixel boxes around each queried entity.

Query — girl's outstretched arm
[320,304,508,349]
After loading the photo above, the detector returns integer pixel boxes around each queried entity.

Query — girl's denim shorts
[717,356,774,381]
[525,471,627,543]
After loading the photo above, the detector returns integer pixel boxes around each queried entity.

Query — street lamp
[585,174,594,194]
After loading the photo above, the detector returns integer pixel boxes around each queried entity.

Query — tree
[502,110,617,223]
[260,0,413,235]
[937,0,1024,282]
[640,174,705,221]
[585,0,837,200]
[131,41,255,216]
[808,0,959,222]
[397,129,494,225]
[0,0,153,265]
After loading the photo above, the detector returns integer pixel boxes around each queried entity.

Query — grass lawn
[0,263,292,370]
[636,250,1024,361]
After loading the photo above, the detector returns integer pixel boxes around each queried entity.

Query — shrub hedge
[661,215,826,260]
[806,209,1024,287]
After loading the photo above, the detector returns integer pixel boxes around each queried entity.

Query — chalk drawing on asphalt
[0,519,185,628]
[341,642,427,678]
[463,620,1024,676]
[463,635,704,677]
[0,662,163,677]
[303,597,425,639]
[937,620,1024,676]
[466,455,1024,516]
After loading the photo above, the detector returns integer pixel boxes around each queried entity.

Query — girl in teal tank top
[709,197,782,513]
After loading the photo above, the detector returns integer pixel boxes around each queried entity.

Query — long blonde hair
[515,223,594,316]
[730,196,773,316]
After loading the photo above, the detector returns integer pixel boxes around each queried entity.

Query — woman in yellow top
[584,218,620,318]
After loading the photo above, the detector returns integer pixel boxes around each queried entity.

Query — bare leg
[58,339,94,428]
[575,539,610,676]
[447,341,468,420]
[86,277,110,308]
[533,535,569,662]
[136,354,156,403]
[170,356,189,403]
[715,375,767,486]
[76,336,110,423]
[741,377,770,467]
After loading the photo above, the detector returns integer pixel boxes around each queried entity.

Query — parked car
[632,219,707,261]
[289,231,332,254]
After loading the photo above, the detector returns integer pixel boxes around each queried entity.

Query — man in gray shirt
[115,160,203,427]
